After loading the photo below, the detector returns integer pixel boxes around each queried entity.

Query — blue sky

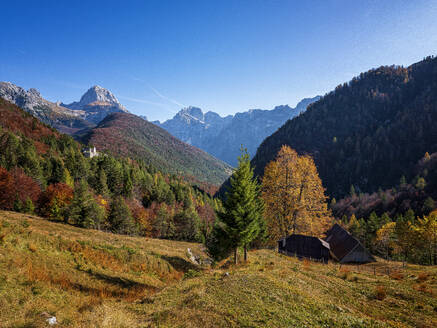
[1,0,436,122]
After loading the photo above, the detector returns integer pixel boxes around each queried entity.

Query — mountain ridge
[157,96,320,166]
[0,81,93,134]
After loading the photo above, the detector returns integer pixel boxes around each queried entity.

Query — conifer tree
[108,196,137,235]
[97,167,110,197]
[23,197,35,214]
[213,148,264,263]
[69,180,105,229]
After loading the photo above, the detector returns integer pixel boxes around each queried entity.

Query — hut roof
[325,224,375,262]
[279,234,330,260]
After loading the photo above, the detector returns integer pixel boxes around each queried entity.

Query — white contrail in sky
[148,85,186,108]
[118,95,177,114]
[131,76,186,108]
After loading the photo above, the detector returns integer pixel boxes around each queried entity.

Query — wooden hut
[278,234,330,263]
[325,224,375,263]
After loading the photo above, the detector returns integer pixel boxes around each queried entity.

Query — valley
[0,6,436,325]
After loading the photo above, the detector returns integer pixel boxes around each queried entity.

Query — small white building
[83,147,98,158]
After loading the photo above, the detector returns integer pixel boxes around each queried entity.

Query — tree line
[340,209,437,265]
[0,123,219,242]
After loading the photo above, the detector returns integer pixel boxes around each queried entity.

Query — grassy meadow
[0,210,436,328]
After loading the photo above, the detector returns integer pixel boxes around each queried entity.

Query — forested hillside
[331,151,437,220]
[0,98,221,242]
[252,56,437,198]
[79,112,232,186]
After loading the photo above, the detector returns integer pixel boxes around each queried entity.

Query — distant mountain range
[0,83,128,134]
[156,96,320,166]
[0,80,320,170]
[0,82,231,185]
[0,82,93,134]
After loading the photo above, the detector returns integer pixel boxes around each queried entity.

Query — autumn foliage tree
[0,167,15,210]
[11,168,41,206]
[413,210,437,265]
[261,145,332,243]
[38,183,73,220]
[0,167,41,211]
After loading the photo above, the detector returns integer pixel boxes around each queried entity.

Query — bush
[338,267,351,279]
[375,285,386,300]
[389,271,404,280]
[28,243,37,253]
[417,272,429,282]
[346,274,359,282]
[183,269,201,280]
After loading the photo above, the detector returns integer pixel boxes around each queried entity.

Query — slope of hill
[0,211,207,327]
[79,112,232,185]
[158,97,320,166]
[0,97,61,144]
[252,56,437,198]
[0,82,93,134]
[1,211,435,328]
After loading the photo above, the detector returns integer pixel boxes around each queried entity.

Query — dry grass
[1,210,437,328]
[0,210,205,327]
[338,266,351,279]
[418,272,429,282]
[302,258,311,270]
[390,270,404,280]
[414,283,433,295]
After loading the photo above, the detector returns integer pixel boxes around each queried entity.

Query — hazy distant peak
[181,106,204,120]
[295,96,322,111]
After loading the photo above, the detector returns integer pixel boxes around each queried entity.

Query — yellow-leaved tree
[375,221,397,260]
[261,145,332,243]
[413,210,437,265]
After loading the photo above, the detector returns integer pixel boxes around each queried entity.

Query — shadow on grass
[86,269,158,290]
[159,255,199,272]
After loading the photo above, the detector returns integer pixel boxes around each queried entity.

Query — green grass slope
[79,112,232,186]
[1,211,436,328]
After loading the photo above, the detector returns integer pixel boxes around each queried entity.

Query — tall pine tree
[211,148,264,264]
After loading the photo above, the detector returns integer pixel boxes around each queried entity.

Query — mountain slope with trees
[0,98,222,243]
[79,112,232,186]
[252,56,437,199]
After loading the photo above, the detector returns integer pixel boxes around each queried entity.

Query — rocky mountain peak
[62,85,128,116]
[27,88,42,98]
[180,106,204,121]
[78,85,124,108]
[0,82,45,110]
